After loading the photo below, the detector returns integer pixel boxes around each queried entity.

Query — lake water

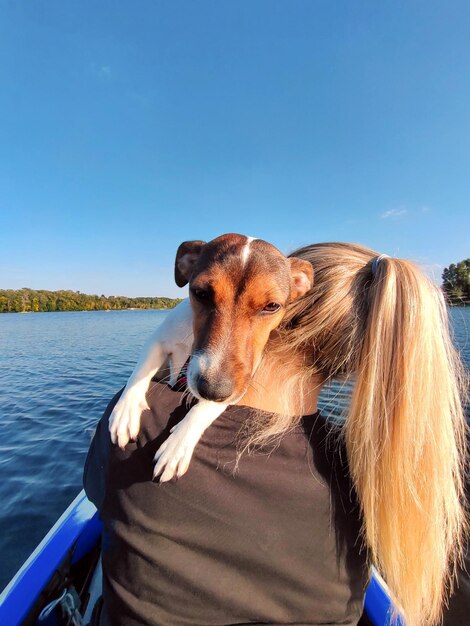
[0,307,469,589]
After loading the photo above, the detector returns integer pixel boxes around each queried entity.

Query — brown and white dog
[109,233,313,481]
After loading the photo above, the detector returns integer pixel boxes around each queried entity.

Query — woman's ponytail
[345,257,468,626]
[251,242,467,625]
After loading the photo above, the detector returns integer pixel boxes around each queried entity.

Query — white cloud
[128,92,151,108]
[91,63,112,79]
[98,65,111,77]
[381,208,408,219]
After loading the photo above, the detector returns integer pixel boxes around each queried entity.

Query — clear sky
[1,1,469,298]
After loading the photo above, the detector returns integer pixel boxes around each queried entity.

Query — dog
[109,233,313,482]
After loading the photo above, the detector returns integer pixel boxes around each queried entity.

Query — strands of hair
[233,353,312,468]
[245,242,468,626]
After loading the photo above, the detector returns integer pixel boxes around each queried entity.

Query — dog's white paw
[109,391,149,449]
[153,419,202,482]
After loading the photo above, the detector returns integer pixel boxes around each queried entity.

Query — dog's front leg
[109,300,193,449]
[109,340,167,449]
[153,400,227,482]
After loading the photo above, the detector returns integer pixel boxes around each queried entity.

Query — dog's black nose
[196,375,234,402]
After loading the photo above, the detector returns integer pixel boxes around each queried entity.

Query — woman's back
[84,381,369,626]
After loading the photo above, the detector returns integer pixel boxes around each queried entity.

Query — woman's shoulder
[84,380,352,513]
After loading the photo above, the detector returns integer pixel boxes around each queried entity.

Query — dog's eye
[262,302,281,313]
[192,289,210,302]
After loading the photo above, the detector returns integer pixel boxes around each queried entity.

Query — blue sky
[1,1,469,298]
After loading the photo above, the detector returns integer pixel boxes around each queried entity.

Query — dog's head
[175,233,313,403]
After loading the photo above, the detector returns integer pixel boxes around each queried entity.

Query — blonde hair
[254,242,468,626]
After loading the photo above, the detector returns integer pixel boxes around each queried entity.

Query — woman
[84,242,468,626]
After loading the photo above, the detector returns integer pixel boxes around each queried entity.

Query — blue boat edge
[0,491,101,625]
[0,490,401,625]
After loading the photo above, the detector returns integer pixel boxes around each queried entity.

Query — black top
[84,381,370,625]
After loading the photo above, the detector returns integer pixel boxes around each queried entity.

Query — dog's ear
[288,258,314,300]
[175,240,206,287]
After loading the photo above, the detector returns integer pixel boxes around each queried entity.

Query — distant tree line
[0,288,182,313]
[442,259,470,306]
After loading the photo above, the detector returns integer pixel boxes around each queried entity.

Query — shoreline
[0,307,178,315]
